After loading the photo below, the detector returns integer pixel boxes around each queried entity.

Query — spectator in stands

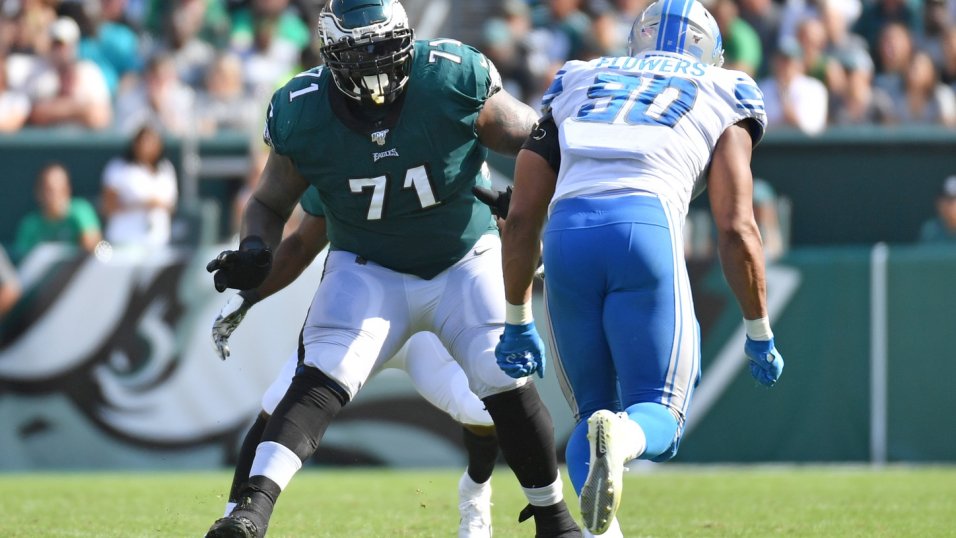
[0,52,30,132]
[888,51,956,126]
[58,0,143,97]
[541,0,592,66]
[151,0,218,88]
[941,27,956,91]
[919,175,956,243]
[114,54,195,135]
[753,178,786,262]
[712,0,763,77]
[230,0,309,94]
[739,0,782,77]
[13,162,102,259]
[195,52,258,135]
[5,0,57,56]
[759,40,829,135]
[854,0,918,52]
[0,246,20,320]
[25,16,112,129]
[482,0,539,103]
[101,125,178,247]
[144,0,232,49]
[919,0,953,69]
[795,16,829,82]
[873,22,913,98]
[828,48,894,125]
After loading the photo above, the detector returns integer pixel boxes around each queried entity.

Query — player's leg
[605,198,699,464]
[435,234,580,537]
[383,332,497,538]
[223,352,299,516]
[207,252,411,538]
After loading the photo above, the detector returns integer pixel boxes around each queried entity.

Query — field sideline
[1,466,953,537]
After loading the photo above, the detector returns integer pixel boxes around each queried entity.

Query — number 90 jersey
[543,51,767,218]
[264,39,501,280]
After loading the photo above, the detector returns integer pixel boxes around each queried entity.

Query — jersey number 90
[576,72,698,127]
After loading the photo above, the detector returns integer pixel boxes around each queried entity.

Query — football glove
[495,321,546,379]
[744,337,784,387]
[206,236,272,292]
[472,185,512,220]
[211,291,258,361]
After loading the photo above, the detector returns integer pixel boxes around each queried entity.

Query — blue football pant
[542,194,701,494]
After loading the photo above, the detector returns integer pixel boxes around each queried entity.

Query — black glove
[472,185,512,220]
[206,236,273,292]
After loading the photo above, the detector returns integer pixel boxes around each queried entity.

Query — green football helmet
[318,0,415,105]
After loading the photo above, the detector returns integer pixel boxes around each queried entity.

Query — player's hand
[473,186,512,220]
[744,337,784,387]
[211,292,257,360]
[206,236,272,292]
[495,321,546,379]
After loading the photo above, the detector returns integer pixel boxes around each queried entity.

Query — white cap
[50,17,81,45]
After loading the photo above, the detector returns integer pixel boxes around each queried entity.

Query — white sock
[522,471,564,507]
[582,516,622,538]
[618,413,648,462]
[223,501,237,517]
[248,441,303,490]
[459,470,491,498]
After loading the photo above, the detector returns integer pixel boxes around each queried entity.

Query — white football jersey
[542,51,767,217]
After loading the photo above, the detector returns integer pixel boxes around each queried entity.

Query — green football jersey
[268,39,501,279]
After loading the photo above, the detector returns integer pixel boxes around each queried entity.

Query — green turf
[0,466,954,537]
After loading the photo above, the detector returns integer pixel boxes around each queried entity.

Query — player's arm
[708,122,766,319]
[243,150,310,250]
[475,89,538,156]
[708,121,783,386]
[495,116,559,379]
[253,213,328,301]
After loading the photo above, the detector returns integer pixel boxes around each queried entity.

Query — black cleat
[518,502,582,537]
[204,515,261,538]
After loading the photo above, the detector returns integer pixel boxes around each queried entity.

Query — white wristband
[506,302,534,325]
[744,317,773,341]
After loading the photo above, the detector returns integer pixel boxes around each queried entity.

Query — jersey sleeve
[299,186,325,217]
[728,72,767,145]
[263,67,326,156]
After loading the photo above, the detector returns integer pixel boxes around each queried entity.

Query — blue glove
[495,322,546,379]
[744,337,784,387]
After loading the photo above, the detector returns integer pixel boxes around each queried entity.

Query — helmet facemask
[318,1,415,106]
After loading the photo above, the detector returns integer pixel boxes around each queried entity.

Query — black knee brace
[482,383,558,488]
[261,366,349,462]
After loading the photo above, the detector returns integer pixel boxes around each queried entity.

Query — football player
[496,1,785,536]
[211,187,499,538]
[204,1,581,537]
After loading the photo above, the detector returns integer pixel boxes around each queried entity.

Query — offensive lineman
[210,187,499,537]
[496,1,785,536]
[205,1,581,537]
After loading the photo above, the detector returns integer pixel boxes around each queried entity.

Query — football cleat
[204,514,260,538]
[458,482,493,538]
[579,411,635,535]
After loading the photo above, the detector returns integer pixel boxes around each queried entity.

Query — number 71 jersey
[543,52,767,217]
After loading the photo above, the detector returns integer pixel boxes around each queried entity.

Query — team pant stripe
[544,285,579,420]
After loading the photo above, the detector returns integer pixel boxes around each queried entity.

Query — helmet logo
[371,129,390,146]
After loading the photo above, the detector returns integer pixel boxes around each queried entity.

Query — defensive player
[205,1,581,537]
[212,187,499,538]
[495,1,785,536]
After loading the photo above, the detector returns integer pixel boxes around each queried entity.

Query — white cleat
[458,481,492,538]
[580,410,633,535]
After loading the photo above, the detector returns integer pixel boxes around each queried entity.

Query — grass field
[1,466,954,537]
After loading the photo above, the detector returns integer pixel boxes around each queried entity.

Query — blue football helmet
[628,0,724,67]
[318,0,415,105]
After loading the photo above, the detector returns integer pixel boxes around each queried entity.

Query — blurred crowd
[486,0,956,133]
[2,0,956,138]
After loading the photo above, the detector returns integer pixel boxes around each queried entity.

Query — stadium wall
[1,243,954,469]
